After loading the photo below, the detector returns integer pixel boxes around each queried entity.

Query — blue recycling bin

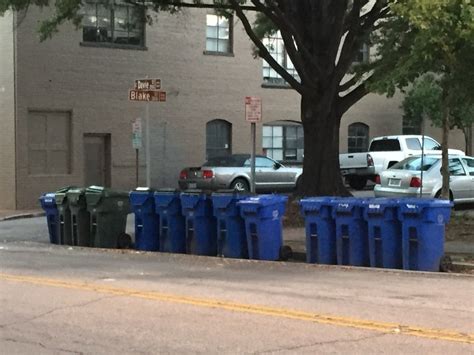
[398,198,452,272]
[363,199,402,269]
[39,193,59,244]
[130,188,159,251]
[238,195,288,261]
[331,198,369,266]
[154,189,186,254]
[181,191,217,256]
[212,192,248,259]
[299,197,336,264]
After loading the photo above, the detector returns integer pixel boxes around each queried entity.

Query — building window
[206,119,232,159]
[82,0,145,47]
[402,115,422,134]
[348,122,369,153]
[354,43,369,63]
[206,14,232,54]
[262,122,304,162]
[28,111,72,175]
[262,31,300,85]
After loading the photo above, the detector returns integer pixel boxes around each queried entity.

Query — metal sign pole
[145,100,151,187]
[420,114,425,198]
[135,149,139,187]
[250,122,256,193]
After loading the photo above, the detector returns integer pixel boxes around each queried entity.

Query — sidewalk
[0,209,44,221]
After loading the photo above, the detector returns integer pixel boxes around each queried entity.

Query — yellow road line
[1,272,473,344]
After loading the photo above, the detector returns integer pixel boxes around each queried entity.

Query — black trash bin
[85,186,131,249]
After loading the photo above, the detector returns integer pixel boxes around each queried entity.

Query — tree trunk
[299,96,350,196]
[463,123,473,156]
[441,93,450,200]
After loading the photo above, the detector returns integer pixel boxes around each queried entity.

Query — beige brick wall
[11,7,469,208]
[0,12,16,209]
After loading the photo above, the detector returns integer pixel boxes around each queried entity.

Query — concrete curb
[0,212,45,222]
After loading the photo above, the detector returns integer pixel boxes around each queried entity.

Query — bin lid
[300,196,333,211]
[331,197,366,214]
[362,198,398,215]
[238,194,288,207]
[135,187,154,192]
[66,188,87,205]
[39,193,56,207]
[55,186,78,204]
[85,186,129,206]
[211,192,249,209]
[399,198,453,214]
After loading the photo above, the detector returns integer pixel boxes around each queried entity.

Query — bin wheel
[439,255,453,272]
[118,233,132,249]
[279,245,293,261]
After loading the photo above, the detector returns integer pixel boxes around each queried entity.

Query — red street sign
[134,79,161,90]
[129,90,167,102]
[245,96,262,123]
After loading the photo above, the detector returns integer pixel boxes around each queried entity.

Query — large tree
[364,0,474,198]
[1,1,394,196]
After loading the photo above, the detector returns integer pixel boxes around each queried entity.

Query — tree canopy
[364,0,474,197]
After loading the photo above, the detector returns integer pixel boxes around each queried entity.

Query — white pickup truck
[339,135,465,190]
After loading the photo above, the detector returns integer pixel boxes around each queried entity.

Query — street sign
[134,79,161,90]
[129,89,167,102]
[132,117,142,149]
[245,96,262,123]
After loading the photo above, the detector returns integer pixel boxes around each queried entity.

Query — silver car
[178,154,302,192]
[374,155,474,204]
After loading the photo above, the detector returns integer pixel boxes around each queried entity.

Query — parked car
[374,154,474,204]
[178,154,302,192]
[339,135,465,190]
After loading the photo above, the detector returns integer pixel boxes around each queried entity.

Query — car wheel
[230,178,250,193]
[348,177,367,190]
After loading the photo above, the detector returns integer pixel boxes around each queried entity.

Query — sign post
[129,78,166,187]
[132,117,142,187]
[245,96,262,193]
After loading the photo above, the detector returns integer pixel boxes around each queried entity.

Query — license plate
[388,178,401,187]
[188,183,197,189]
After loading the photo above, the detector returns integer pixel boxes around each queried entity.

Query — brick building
[0,3,468,209]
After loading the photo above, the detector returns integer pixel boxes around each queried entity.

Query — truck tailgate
[339,153,368,170]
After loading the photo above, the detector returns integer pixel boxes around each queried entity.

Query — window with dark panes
[348,123,369,153]
[82,0,145,46]
[402,115,422,134]
[206,119,232,159]
[354,43,369,63]
[206,14,232,53]
[262,123,303,162]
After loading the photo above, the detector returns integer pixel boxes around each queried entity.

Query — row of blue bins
[300,197,452,272]
[130,189,289,261]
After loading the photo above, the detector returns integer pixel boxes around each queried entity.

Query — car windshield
[202,155,249,167]
[390,156,439,171]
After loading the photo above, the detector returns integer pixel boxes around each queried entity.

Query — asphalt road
[0,217,473,354]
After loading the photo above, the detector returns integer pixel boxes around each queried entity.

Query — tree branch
[229,0,305,94]
[337,80,370,115]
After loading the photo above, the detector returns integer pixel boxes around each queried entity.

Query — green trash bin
[55,186,76,245]
[85,186,131,249]
[67,188,91,247]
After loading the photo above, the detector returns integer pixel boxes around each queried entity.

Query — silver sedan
[178,154,302,192]
[374,155,474,204]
